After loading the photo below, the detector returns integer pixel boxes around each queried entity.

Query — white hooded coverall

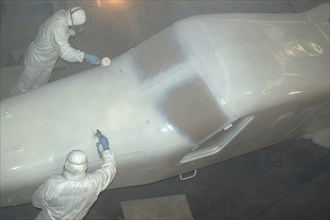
[32,150,116,220]
[10,9,85,96]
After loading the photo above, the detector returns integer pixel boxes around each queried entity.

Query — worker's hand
[84,53,101,65]
[96,130,110,150]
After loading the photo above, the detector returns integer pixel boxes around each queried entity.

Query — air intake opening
[180,116,254,164]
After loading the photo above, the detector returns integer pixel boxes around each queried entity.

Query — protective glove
[96,129,110,150]
[84,53,101,65]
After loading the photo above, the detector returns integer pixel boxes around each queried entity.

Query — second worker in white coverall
[10,6,101,96]
[32,130,116,220]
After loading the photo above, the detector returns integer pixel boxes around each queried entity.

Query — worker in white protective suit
[32,130,116,220]
[10,6,101,96]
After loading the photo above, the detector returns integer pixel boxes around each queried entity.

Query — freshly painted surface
[1,4,329,207]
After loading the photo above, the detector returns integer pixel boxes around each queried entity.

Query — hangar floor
[1,138,329,219]
[1,1,329,219]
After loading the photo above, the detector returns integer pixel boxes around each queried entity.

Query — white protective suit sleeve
[89,149,117,192]
[32,184,46,209]
[52,25,85,62]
